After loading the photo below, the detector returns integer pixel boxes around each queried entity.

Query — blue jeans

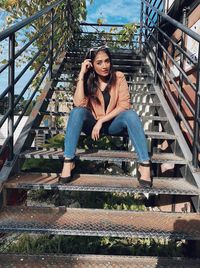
[64,107,150,162]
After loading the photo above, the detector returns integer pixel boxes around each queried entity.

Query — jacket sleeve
[117,74,130,110]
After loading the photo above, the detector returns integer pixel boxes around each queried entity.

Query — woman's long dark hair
[83,46,116,104]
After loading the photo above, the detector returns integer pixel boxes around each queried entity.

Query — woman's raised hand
[80,59,93,75]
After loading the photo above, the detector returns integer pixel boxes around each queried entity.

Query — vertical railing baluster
[177,7,187,124]
[193,43,200,168]
[154,15,160,84]
[49,8,55,79]
[8,33,15,161]
[163,0,166,13]
[139,1,144,53]
[144,2,149,47]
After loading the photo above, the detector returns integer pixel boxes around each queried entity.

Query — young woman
[59,46,152,188]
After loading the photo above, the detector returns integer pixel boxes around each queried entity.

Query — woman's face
[93,51,111,77]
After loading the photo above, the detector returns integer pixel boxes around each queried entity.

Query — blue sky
[86,0,141,24]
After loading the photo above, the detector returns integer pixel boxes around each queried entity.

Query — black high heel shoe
[137,161,153,188]
[58,157,75,184]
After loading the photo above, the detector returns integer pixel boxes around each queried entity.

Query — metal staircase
[0,0,200,267]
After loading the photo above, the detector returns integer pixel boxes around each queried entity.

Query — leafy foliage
[4,233,185,256]
[0,0,88,75]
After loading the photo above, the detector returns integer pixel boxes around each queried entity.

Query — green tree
[0,0,90,68]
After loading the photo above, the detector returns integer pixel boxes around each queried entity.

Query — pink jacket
[73,71,130,120]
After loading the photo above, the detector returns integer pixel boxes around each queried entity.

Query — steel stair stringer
[0,52,68,191]
[153,84,200,211]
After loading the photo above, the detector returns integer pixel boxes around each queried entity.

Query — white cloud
[86,0,140,23]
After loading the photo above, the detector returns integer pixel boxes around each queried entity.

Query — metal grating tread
[124,72,153,77]
[132,91,156,96]
[128,80,154,85]
[32,128,176,140]
[0,254,200,268]
[4,173,199,195]
[0,206,200,239]
[65,64,150,69]
[20,149,186,164]
[132,102,162,107]
[43,98,160,107]
[66,57,147,64]
[54,73,153,81]
[40,111,168,122]
[44,99,160,106]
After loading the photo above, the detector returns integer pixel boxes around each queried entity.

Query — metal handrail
[144,36,195,118]
[0,0,72,162]
[142,0,200,42]
[80,22,126,27]
[141,0,200,167]
[143,23,197,92]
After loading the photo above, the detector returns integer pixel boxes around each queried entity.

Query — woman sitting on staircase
[59,45,152,188]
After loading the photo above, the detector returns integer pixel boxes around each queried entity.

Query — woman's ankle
[138,165,151,180]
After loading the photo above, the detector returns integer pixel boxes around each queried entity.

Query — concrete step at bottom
[0,206,200,239]
[0,254,200,268]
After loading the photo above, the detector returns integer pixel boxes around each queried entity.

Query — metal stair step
[32,128,176,140]
[52,86,74,92]
[48,94,159,105]
[65,64,150,71]
[20,148,186,164]
[44,98,72,103]
[0,206,200,239]
[132,102,161,107]
[125,72,153,77]
[40,111,168,122]
[65,57,146,65]
[5,173,199,195]
[0,254,200,268]
[132,91,156,96]
[66,49,143,58]
[45,97,158,104]
[128,80,154,85]
[56,72,153,80]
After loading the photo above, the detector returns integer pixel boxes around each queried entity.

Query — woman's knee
[121,110,139,123]
[70,107,88,119]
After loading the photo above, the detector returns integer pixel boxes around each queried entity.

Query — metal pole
[154,14,160,84]
[49,8,54,79]
[163,0,166,13]
[139,1,144,52]
[144,1,149,46]
[177,7,187,123]
[193,43,200,168]
[8,33,15,161]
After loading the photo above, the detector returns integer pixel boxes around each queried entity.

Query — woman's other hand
[91,120,103,141]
